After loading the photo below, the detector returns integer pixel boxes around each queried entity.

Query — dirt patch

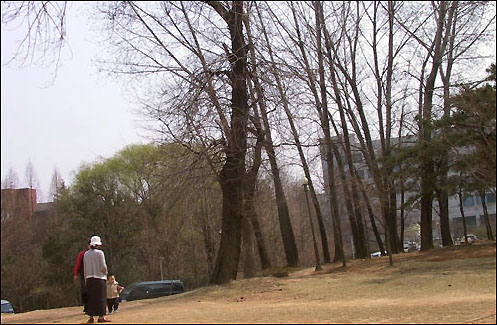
[1,241,495,324]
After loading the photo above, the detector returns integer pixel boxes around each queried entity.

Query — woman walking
[84,235,111,323]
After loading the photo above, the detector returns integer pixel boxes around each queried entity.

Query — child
[106,275,124,315]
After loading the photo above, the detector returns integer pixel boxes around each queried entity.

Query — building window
[352,152,363,163]
[453,216,476,226]
[463,195,474,206]
[466,216,476,226]
[476,193,495,205]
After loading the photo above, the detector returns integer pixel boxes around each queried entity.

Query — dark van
[119,280,184,302]
[1,300,14,314]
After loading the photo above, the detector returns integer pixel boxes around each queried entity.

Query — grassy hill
[1,241,495,324]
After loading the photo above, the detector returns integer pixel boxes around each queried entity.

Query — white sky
[1,3,494,203]
[1,3,147,202]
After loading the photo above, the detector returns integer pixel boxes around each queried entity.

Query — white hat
[90,235,102,246]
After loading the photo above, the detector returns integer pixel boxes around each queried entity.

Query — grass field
[1,241,495,324]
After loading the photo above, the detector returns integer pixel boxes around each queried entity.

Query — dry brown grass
[1,241,495,324]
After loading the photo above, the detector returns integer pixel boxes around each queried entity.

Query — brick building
[1,188,55,236]
[1,188,37,223]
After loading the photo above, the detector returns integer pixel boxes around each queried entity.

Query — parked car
[370,251,387,258]
[459,234,477,244]
[119,280,184,302]
[403,241,419,253]
[1,300,14,314]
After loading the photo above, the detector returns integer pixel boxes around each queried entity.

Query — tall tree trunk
[290,1,350,263]
[479,191,494,240]
[248,207,272,269]
[208,1,250,285]
[251,3,299,267]
[436,187,452,245]
[388,184,401,253]
[328,133,361,259]
[400,175,406,248]
[190,214,199,288]
[437,1,459,247]
[398,92,408,250]
[419,1,453,251]
[258,2,340,267]
[241,214,256,278]
[259,99,299,267]
[371,1,399,255]
[356,172,385,254]
[458,186,469,243]
[261,58,331,263]
[243,136,272,270]
[244,74,272,270]
[200,196,214,278]
[320,2,380,260]
[315,1,367,259]
[322,141,346,265]
[328,3,367,259]
[312,1,343,263]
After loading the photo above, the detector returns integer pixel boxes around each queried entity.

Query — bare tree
[434,1,495,247]
[261,1,346,263]
[316,1,369,259]
[244,70,273,270]
[24,160,41,201]
[478,190,494,240]
[49,167,65,201]
[457,179,469,244]
[24,161,38,189]
[248,2,302,267]
[404,1,457,250]
[2,168,20,189]
[91,1,256,284]
[1,1,68,79]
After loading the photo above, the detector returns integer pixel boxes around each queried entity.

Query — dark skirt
[86,278,106,316]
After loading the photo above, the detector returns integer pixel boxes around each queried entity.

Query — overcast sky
[1,3,147,202]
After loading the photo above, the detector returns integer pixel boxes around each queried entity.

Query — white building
[320,135,496,244]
